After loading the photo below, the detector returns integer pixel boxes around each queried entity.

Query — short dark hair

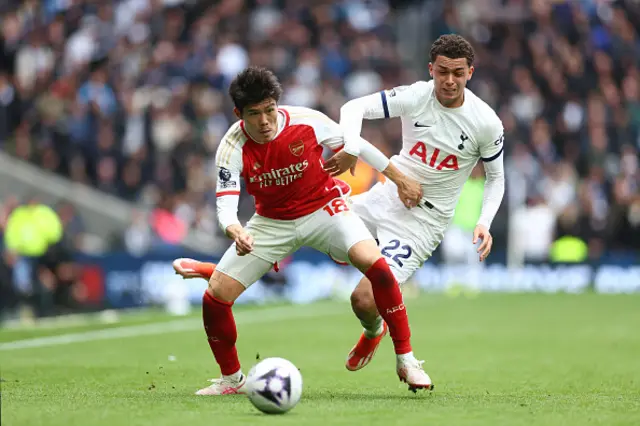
[228,66,283,113]
[430,34,475,67]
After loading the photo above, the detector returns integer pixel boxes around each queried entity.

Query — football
[245,357,303,414]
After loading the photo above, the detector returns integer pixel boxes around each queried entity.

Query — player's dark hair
[430,34,475,67]
[229,66,283,113]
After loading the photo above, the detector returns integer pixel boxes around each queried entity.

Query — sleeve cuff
[359,139,390,172]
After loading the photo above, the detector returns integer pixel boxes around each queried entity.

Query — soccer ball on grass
[245,357,302,414]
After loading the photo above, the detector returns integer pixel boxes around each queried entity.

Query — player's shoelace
[207,377,240,388]
[213,376,239,383]
[401,359,428,378]
[400,359,425,369]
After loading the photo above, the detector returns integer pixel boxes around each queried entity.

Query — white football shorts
[216,195,374,288]
[350,179,451,284]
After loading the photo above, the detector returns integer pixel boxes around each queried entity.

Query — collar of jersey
[240,108,290,144]
[433,88,468,112]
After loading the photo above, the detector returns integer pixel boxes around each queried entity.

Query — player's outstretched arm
[323,135,389,176]
[339,93,386,145]
[324,148,422,209]
[340,83,425,143]
[311,104,422,208]
[304,106,392,175]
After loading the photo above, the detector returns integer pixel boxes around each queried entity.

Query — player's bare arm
[322,149,358,177]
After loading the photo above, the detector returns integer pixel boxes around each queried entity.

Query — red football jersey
[215,106,350,220]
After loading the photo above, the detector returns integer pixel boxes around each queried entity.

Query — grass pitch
[1,293,639,426]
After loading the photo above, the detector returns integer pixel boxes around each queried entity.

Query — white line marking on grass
[0,303,346,352]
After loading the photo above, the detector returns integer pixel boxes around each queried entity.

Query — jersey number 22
[381,239,412,267]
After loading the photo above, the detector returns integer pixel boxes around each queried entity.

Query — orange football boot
[345,322,388,371]
[172,258,216,280]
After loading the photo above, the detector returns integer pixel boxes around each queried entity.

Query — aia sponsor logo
[409,142,459,170]
[289,140,305,156]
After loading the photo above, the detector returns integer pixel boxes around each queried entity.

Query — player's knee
[347,239,383,273]
[207,271,245,303]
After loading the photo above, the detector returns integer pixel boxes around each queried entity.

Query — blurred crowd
[0,0,413,256]
[0,0,639,275]
[462,0,640,261]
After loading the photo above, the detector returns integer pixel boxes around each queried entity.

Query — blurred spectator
[510,194,557,264]
[151,192,188,247]
[56,201,88,252]
[3,196,63,257]
[1,196,85,318]
[0,249,19,320]
[33,240,85,317]
[124,209,153,256]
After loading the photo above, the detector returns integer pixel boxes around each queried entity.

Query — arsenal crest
[289,140,305,156]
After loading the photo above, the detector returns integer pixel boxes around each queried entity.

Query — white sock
[224,369,244,382]
[361,316,384,339]
[396,352,416,364]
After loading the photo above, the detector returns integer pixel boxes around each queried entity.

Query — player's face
[429,56,474,108]
[236,98,279,143]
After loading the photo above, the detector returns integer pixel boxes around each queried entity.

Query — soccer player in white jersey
[323,33,505,372]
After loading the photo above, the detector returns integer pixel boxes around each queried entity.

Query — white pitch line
[0,303,347,352]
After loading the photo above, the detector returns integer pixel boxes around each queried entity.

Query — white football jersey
[380,80,504,218]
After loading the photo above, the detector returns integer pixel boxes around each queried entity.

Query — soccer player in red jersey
[181,66,433,395]
[181,35,505,387]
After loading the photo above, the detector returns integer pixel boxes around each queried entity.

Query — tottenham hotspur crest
[458,131,469,150]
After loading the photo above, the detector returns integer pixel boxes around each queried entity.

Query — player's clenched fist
[234,231,254,256]
[225,224,254,256]
[396,178,422,209]
[473,224,492,262]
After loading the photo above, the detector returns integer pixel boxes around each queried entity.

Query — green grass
[1,294,639,426]
[0,309,176,343]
